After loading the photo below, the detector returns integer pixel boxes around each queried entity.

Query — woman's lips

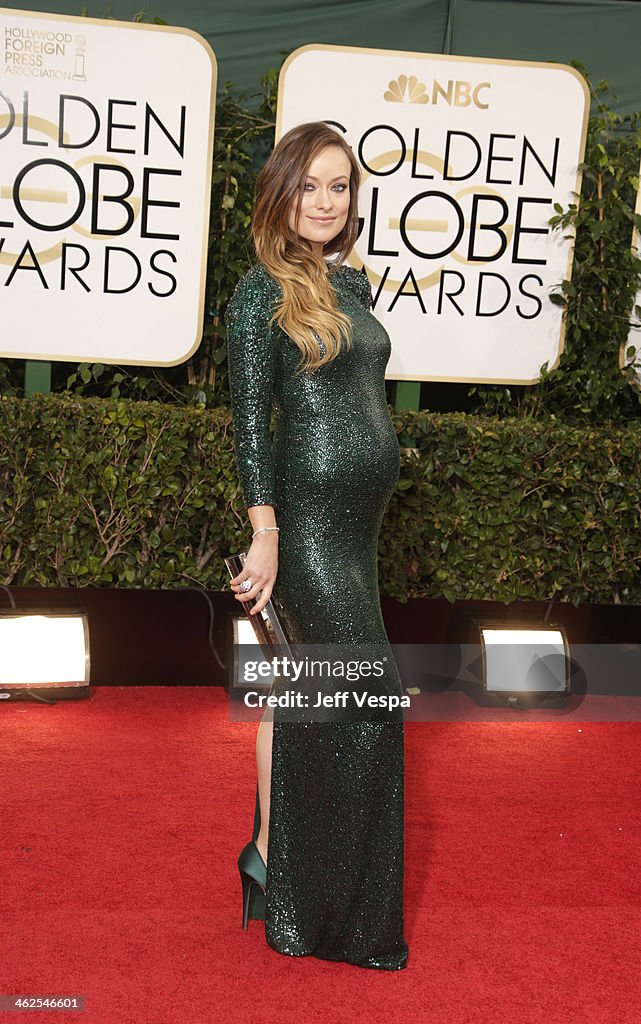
[309,217,336,223]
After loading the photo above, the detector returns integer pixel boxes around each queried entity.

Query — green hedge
[1,395,640,605]
[0,395,239,590]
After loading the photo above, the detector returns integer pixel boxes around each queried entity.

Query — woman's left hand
[229,532,279,615]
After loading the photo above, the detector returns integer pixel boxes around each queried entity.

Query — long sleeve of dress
[225,268,279,510]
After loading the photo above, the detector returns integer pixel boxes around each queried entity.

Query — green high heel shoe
[238,839,267,930]
[238,784,267,928]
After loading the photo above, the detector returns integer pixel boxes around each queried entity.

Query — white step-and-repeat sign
[278,45,589,384]
[0,7,216,366]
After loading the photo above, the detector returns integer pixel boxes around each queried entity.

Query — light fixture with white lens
[232,615,260,648]
[228,614,277,699]
[0,610,90,702]
[474,620,570,706]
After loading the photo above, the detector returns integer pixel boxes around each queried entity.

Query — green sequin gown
[225,261,408,971]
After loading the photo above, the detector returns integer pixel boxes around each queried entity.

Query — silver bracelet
[252,526,280,538]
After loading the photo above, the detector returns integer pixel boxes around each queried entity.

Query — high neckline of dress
[324,260,349,276]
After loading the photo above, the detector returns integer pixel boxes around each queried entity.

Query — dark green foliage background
[2,396,640,605]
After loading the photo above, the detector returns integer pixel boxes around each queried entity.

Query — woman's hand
[229,532,279,615]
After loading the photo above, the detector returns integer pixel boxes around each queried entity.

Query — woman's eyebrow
[305,174,349,182]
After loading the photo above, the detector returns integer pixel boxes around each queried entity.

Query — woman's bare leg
[255,711,273,864]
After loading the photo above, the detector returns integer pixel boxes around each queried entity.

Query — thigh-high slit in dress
[225,261,408,971]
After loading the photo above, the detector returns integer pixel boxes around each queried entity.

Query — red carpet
[2,686,640,1024]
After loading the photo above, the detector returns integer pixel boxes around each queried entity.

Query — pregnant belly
[274,410,400,503]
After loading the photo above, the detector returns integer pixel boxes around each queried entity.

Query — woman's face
[288,145,352,258]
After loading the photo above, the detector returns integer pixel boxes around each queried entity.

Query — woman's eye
[303,182,348,191]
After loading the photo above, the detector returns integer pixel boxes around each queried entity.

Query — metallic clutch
[224,551,293,655]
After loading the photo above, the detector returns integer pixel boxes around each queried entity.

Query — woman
[225,121,408,971]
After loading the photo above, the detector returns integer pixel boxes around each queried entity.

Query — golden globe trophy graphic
[72,34,87,82]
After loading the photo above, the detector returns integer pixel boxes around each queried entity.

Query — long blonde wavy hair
[251,122,362,374]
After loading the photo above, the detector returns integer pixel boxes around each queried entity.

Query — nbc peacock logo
[383,75,428,104]
[383,74,491,109]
